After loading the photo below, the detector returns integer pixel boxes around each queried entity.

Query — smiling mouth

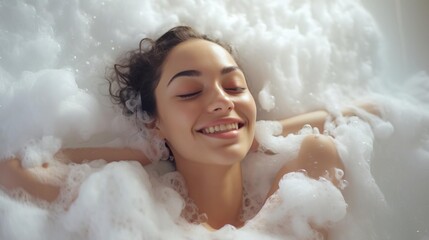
[199,122,244,134]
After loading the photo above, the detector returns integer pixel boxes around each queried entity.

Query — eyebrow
[167,66,242,86]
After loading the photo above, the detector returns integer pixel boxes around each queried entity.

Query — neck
[176,160,244,229]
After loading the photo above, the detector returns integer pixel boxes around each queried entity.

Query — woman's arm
[279,102,381,136]
[265,102,380,194]
[0,158,60,202]
[279,110,329,136]
[251,102,381,152]
[0,147,151,202]
[263,103,379,238]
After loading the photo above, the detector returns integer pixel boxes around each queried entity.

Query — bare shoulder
[266,134,343,198]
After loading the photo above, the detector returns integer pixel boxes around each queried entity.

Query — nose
[207,86,234,113]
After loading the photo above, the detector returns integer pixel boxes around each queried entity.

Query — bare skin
[0,147,150,201]
[153,39,257,228]
[0,111,352,229]
[179,162,244,229]
[0,158,60,202]
[0,39,379,232]
[266,134,344,198]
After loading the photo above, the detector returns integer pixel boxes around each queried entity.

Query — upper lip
[196,118,245,132]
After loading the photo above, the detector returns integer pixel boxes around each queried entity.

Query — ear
[151,119,165,139]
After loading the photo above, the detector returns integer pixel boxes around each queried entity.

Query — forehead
[161,39,237,75]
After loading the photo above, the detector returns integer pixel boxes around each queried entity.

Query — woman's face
[155,39,256,166]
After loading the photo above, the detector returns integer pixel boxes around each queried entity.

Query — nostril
[209,95,234,112]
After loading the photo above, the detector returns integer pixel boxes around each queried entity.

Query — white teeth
[202,123,239,134]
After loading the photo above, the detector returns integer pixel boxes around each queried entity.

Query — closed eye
[177,91,201,99]
[225,87,246,93]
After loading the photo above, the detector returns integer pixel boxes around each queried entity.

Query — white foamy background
[0,0,428,239]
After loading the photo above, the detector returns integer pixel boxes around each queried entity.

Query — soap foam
[1,0,428,239]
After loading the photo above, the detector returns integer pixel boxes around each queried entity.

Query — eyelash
[177,91,201,99]
[176,87,246,99]
[225,87,246,93]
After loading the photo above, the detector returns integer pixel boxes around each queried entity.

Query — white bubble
[258,83,276,112]
[0,0,428,239]
[19,136,62,168]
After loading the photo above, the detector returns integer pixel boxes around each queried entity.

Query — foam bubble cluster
[1,0,429,239]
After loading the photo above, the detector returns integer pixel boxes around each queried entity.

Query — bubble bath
[0,0,428,239]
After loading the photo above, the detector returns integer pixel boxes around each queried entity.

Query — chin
[216,148,249,165]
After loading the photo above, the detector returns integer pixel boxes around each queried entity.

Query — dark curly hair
[107,26,234,119]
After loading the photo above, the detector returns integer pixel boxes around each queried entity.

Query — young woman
[0,26,374,231]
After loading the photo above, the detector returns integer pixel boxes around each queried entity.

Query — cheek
[242,94,257,120]
[156,103,197,139]
[242,95,257,138]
